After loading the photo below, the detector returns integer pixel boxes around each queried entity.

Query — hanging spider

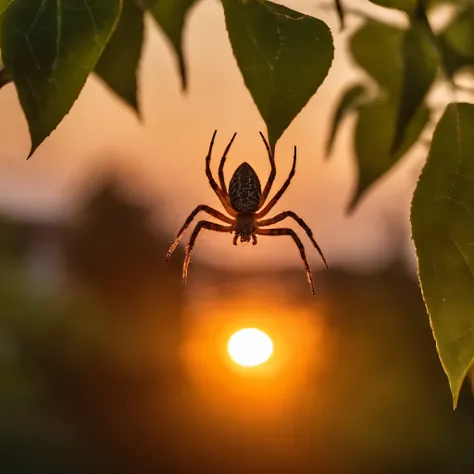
[166,130,329,294]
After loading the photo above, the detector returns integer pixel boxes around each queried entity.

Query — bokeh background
[0,1,474,473]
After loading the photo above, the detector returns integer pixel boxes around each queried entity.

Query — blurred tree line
[0,169,473,474]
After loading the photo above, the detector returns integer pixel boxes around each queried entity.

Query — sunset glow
[227,328,273,367]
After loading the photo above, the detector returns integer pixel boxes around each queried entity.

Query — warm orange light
[227,328,273,367]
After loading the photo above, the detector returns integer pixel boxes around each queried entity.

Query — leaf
[441,5,474,59]
[0,0,12,90]
[325,83,367,157]
[0,0,13,27]
[391,23,438,155]
[349,21,404,99]
[148,0,199,90]
[411,102,474,408]
[334,0,345,30]
[0,67,11,89]
[469,366,474,397]
[350,97,428,212]
[0,0,14,62]
[221,0,334,152]
[437,4,474,77]
[347,20,430,211]
[1,0,122,158]
[95,0,144,114]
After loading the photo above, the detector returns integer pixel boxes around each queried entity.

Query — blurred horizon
[0,0,424,275]
[1,168,474,474]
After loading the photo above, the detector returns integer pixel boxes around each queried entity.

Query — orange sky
[0,0,427,273]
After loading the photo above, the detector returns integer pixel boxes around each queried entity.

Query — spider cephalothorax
[166,131,329,294]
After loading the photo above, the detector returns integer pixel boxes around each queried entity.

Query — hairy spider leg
[256,227,315,295]
[258,211,329,269]
[166,205,234,261]
[218,132,237,195]
[183,221,233,285]
[205,131,237,216]
[257,146,297,218]
[258,132,276,209]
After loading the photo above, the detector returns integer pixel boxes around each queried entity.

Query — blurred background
[0,0,474,473]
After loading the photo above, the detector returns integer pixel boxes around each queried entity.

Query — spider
[166,130,329,294]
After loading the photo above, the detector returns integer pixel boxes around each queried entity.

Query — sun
[227,328,273,367]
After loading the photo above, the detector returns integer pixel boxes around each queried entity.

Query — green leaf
[95,0,144,114]
[334,0,345,30]
[349,21,404,98]
[347,20,430,211]
[469,366,474,397]
[437,5,474,77]
[0,0,14,59]
[0,67,11,89]
[0,0,12,90]
[442,5,474,59]
[222,0,334,152]
[411,102,474,409]
[148,0,199,90]
[1,0,122,158]
[0,0,12,24]
[391,23,438,155]
[326,83,367,157]
[350,97,428,212]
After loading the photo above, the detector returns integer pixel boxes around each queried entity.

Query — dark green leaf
[222,0,334,152]
[349,97,428,212]
[0,0,11,89]
[411,102,474,409]
[469,366,474,396]
[0,0,11,12]
[437,5,474,77]
[0,0,14,58]
[95,0,144,114]
[334,0,345,30]
[391,24,438,155]
[326,83,367,157]
[0,0,13,23]
[442,5,474,59]
[0,67,11,88]
[1,0,122,158]
[148,0,199,90]
[349,21,404,98]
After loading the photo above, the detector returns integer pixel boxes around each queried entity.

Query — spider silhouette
[166,130,329,294]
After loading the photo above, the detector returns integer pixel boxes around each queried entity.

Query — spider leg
[218,132,237,195]
[258,211,329,269]
[166,205,234,262]
[183,220,233,285]
[258,132,276,209]
[205,131,237,216]
[256,227,315,295]
[257,145,297,219]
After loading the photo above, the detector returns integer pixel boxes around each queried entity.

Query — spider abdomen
[229,162,262,212]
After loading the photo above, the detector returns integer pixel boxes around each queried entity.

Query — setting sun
[227,328,273,367]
